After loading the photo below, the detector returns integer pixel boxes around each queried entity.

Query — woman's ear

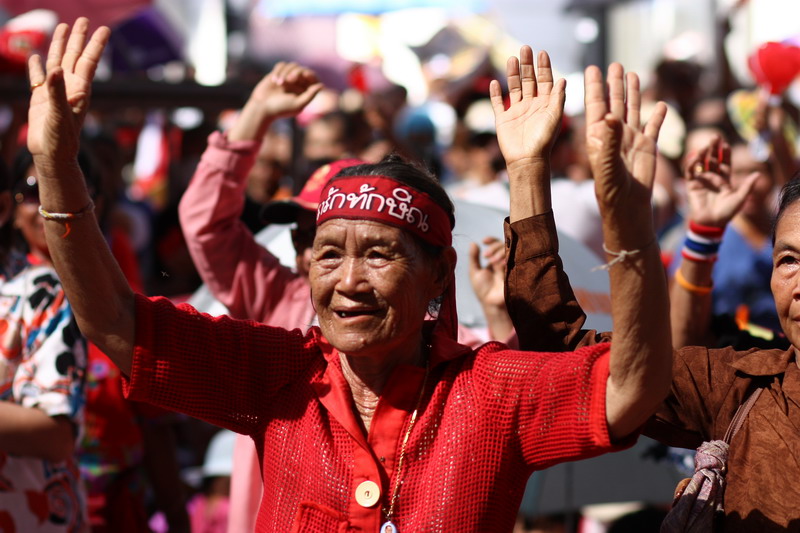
[0,192,13,228]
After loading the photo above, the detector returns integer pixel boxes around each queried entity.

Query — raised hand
[229,62,323,142]
[684,136,758,228]
[468,237,506,310]
[584,64,666,241]
[490,46,566,168]
[468,236,513,341]
[27,18,110,163]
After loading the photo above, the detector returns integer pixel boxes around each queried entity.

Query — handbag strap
[723,386,764,444]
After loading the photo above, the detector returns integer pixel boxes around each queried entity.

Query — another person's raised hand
[584,63,666,241]
[229,62,323,142]
[469,237,506,310]
[27,18,110,165]
[468,236,513,341]
[490,46,565,167]
[684,136,758,228]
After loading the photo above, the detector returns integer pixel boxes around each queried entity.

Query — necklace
[381,360,430,533]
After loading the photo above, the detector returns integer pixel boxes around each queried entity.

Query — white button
[355,480,381,508]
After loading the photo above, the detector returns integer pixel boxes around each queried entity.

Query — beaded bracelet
[674,267,713,295]
[38,200,95,238]
[682,220,725,262]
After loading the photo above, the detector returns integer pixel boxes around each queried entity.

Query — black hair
[774,173,800,243]
[11,146,102,200]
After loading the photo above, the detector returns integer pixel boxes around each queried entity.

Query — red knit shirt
[124,295,628,532]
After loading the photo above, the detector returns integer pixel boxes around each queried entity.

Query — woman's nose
[336,257,368,293]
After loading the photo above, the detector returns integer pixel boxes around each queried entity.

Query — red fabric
[124,295,629,532]
[687,220,725,239]
[317,176,452,248]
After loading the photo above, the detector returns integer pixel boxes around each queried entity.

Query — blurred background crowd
[0,0,798,532]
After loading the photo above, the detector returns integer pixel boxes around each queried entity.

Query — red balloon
[748,41,800,95]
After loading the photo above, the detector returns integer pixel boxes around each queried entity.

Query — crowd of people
[1,9,799,533]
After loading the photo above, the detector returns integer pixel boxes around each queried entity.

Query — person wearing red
[28,20,671,533]
[178,60,506,532]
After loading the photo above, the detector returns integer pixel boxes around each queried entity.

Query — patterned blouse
[0,254,87,532]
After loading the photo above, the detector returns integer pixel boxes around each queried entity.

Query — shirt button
[355,480,381,508]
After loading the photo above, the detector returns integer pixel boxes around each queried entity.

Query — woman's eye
[778,255,798,267]
[315,249,340,261]
[367,250,390,261]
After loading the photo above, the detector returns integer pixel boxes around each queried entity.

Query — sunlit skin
[771,201,800,362]
[309,219,450,372]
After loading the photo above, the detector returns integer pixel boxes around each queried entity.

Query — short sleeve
[13,271,86,423]
[472,342,632,470]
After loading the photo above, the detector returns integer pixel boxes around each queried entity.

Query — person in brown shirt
[500,82,800,533]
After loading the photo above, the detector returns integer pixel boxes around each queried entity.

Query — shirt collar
[731,347,796,376]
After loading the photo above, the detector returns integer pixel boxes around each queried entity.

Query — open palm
[490,46,566,166]
[27,18,109,161]
[584,64,666,223]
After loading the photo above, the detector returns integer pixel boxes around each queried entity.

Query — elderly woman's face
[772,201,800,352]
[309,219,443,359]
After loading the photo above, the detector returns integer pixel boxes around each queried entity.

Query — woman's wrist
[682,220,725,263]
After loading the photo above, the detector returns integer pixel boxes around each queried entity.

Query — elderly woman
[28,20,670,532]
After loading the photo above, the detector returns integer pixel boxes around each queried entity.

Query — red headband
[316,176,452,247]
[317,175,458,340]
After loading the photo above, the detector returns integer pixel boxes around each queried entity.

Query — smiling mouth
[336,310,377,318]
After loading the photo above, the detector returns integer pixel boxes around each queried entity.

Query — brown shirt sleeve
[504,213,610,352]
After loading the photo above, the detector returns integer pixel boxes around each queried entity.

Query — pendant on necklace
[380,520,397,533]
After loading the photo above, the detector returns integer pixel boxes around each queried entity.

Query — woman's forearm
[603,218,672,441]
[0,402,74,462]
[35,157,135,375]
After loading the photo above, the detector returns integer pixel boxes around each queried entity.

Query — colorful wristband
[682,221,724,262]
[674,267,713,295]
[688,220,725,239]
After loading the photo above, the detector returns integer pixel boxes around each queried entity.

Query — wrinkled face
[771,201,800,355]
[309,219,443,360]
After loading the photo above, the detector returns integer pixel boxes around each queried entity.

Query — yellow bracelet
[674,267,713,295]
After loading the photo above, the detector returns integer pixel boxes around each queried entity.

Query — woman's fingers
[536,50,553,96]
[519,45,536,100]
[583,65,607,126]
[607,63,625,120]
[506,55,522,104]
[488,79,505,117]
[625,72,640,130]
[46,23,69,73]
[643,101,667,142]
[73,25,110,82]
[28,55,46,88]
[62,17,89,73]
